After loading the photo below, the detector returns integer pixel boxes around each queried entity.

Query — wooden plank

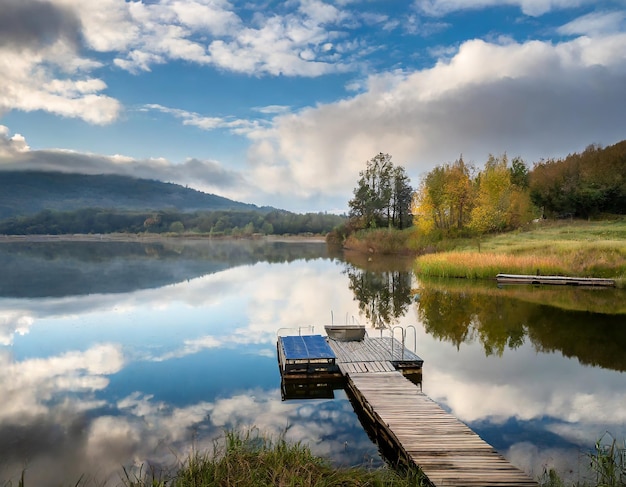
[345,371,537,487]
[496,273,615,287]
[281,334,534,486]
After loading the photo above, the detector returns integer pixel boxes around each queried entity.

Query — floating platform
[496,273,615,287]
[327,335,423,376]
[277,335,340,379]
[280,377,337,401]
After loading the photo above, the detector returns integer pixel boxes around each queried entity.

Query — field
[414,218,626,286]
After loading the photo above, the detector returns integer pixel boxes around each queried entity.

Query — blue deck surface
[280,335,335,360]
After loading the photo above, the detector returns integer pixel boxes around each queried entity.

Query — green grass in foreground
[4,430,624,486]
[0,431,426,487]
[415,218,626,285]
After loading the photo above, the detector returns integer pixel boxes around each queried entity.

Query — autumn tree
[349,153,413,229]
[530,141,626,218]
[414,154,534,237]
[412,157,473,234]
[470,154,535,234]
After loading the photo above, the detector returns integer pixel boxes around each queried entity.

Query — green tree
[169,221,185,234]
[349,153,412,229]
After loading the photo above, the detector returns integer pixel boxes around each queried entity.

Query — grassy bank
[414,218,626,285]
[3,431,426,487]
[342,228,418,255]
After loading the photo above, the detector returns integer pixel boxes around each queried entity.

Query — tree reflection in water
[342,251,414,329]
[415,278,626,371]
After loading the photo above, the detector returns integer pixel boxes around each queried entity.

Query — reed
[415,251,568,279]
[415,218,626,281]
[119,429,427,487]
[344,228,416,255]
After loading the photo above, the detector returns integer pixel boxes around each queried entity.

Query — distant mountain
[0,171,266,218]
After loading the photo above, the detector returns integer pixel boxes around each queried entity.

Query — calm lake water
[1,239,625,486]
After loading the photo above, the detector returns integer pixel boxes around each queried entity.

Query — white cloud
[0,126,256,202]
[558,10,626,36]
[143,104,263,134]
[415,0,595,17]
[0,0,359,123]
[0,311,33,346]
[54,0,355,76]
[0,43,120,124]
[244,33,626,198]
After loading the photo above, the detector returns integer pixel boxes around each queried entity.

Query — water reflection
[416,278,626,370]
[0,241,381,486]
[2,241,626,486]
[0,239,330,298]
[342,251,414,328]
[413,277,626,483]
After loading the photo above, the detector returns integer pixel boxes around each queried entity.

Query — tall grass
[343,228,416,255]
[415,251,568,279]
[120,429,426,487]
[414,219,626,282]
[537,433,626,487]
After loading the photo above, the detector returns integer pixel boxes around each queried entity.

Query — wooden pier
[278,334,537,486]
[496,273,615,287]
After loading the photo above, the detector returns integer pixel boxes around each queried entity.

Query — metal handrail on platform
[390,325,418,359]
[276,325,315,337]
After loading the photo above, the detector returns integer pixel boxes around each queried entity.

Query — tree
[349,153,413,229]
[469,154,513,234]
[469,154,535,234]
[412,157,473,234]
[169,221,185,234]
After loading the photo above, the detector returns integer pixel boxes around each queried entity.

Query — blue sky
[1,0,625,212]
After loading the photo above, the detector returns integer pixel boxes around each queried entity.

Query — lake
[1,239,625,486]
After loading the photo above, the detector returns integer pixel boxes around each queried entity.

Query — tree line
[0,208,346,236]
[530,141,626,218]
[413,140,626,238]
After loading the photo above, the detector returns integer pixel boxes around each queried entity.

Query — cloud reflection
[0,343,123,424]
[2,250,626,486]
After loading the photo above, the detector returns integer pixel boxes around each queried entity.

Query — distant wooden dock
[277,334,537,486]
[496,273,615,287]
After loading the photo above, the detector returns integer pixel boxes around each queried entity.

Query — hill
[0,170,263,219]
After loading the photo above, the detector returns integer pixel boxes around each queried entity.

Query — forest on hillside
[0,171,261,219]
[412,140,626,238]
[0,208,345,236]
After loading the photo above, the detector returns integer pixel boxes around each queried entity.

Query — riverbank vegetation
[414,218,626,284]
[331,141,626,258]
[4,429,623,486]
[2,430,426,487]
[412,140,626,240]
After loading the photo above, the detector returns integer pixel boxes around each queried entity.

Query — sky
[0,0,625,213]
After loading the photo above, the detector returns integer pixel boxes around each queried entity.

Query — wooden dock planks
[328,335,424,366]
[496,273,615,287]
[279,334,536,486]
[345,371,537,487]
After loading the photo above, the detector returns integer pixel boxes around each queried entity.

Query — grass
[4,430,624,487]
[537,432,626,487]
[414,218,626,284]
[1,430,427,487]
[343,228,417,255]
